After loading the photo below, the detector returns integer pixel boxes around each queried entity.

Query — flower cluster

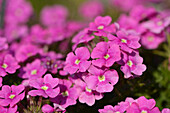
[118,5,170,49]
[99,96,170,113]
[0,0,169,112]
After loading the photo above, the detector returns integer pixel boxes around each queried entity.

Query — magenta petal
[42,104,54,113]
[10,96,21,107]
[1,85,11,96]
[121,65,133,78]
[8,105,18,113]
[92,59,105,68]
[150,107,161,113]
[105,70,119,85]
[0,99,11,106]
[96,82,113,93]
[28,90,48,98]
[75,47,90,60]
[11,85,25,95]
[46,87,60,98]
[64,64,78,74]
[44,74,59,88]
[132,64,146,75]
[0,68,7,77]
[29,78,43,89]
[84,75,98,90]
[79,61,91,72]
[79,92,95,106]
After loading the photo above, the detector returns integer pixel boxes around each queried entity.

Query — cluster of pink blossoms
[0,0,169,112]
[99,96,170,113]
[118,5,170,49]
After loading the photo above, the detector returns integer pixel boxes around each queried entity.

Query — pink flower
[75,79,103,106]
[29,25,66,44]
[28,74,60,98]
[99,96,162,113]
[4,25,28,42]
[0,77,2,87]
[40,5,68,27]
[0,37,8,51]
[85,65,119,93]
[111,0,143,12]
[42,104,54,113]
[0,85,25,107]
[130,5,157,22]
[79,1,104,20]
[88,16,117,37]
[142,15,170,34]
[15,44,40,62]
[0,54,20,77]
[108,30,141,53]
[120,51,146,78]
[72,30,94,50]
[91,41,121,67]
[50,79,79,109]
[162,108,170,113]
[5,0,32,24]
[21,59,47,79]
[126,96,161,113]
[141,32,166,49]
[0,105,18,113]
[64,47,91,74]
[98,105,115,113]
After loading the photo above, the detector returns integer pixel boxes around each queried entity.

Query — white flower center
[2,63,8,69]
[75,59,80,65]
[127,60,133,67]
[147,36,154,42]
[141,110,147,113]
[85,86,92,93]
[104,54,110,59]
[9,94,15,99]
[121,39,127,43]
[98,75,105,82]
[97,25,104,30]
[31,69,37,75]
[62,91,69,97]
[41,86,48,90]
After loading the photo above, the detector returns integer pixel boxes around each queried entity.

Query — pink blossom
[72,30,94,50]
[126,96,161,113]
[140,32,166,49]
[130,5,157,22]
[4,25,28,42]
[88,16,117,37]
[0,54,20,77]
[108,30,141,53]
[85,65,119,93]
[50,79,79,109]
[0,37,8,51]
[79,1,104,20]
[28,74,60,98]
[5,0,33,24]
[162,108,170,113]
[21,59,47,79]
[120,51,146,78]
[15,44,40,62]
[0,77,2,87]
[64,47,91,74]
[42,104,54,113]
[0,105,18,113]
[74,79,103,106]
[0,85,25,107]
[40,5,68,27]
[91,41,121,67]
